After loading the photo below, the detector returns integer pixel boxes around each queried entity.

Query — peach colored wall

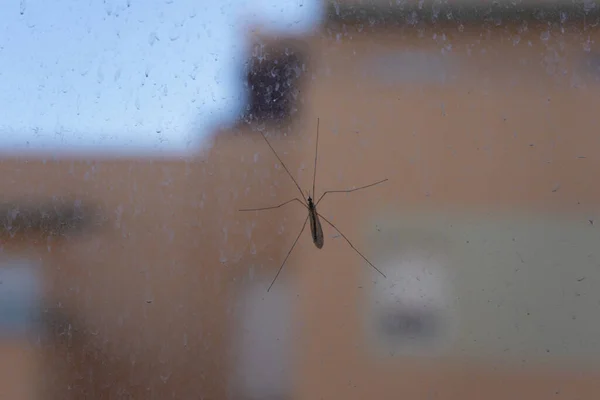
[0,129,309,398]
[290,18,600,400]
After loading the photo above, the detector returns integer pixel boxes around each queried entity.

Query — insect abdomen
[309,206,324,249]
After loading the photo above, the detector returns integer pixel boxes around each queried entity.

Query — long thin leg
[239,198,308,212]
[315,178,388,207]
[312,118,320,198]
[259,132,305,199]
[268,214,310,292]
[317,212,387,278]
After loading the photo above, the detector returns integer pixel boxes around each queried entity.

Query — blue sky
[0,0,323,156]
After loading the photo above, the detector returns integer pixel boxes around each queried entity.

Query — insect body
[240,118,388,292]
[307,196,324,249]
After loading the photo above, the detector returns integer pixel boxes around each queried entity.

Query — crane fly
[240,118,388,292]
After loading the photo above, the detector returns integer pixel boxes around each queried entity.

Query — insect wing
[309,207,324,249]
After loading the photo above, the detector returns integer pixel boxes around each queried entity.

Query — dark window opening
[378,307,439,341]
[0,197,103,238]
[241,40,309,126]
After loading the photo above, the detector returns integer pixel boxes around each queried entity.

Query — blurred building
[2,0,600,399]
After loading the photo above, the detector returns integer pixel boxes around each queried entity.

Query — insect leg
[312,118,320,198]
[315,178,388,207]
[267,214,310,292]
[239,198,308,212]
[259,132,305,199]
[316,212,387,278]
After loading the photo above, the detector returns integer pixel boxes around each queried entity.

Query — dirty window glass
[1,0,600,399]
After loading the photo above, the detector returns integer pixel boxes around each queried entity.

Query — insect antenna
[259,131,305,200]
[312,118,320,200]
